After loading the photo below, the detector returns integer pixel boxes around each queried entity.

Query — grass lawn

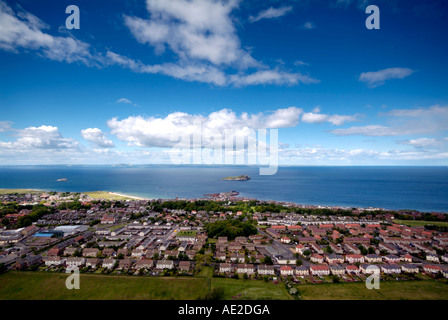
[176,230,198,237]
[211,278,293,300]
[393,220,448,228]
[0,189,42,194]
[84,191,136,200]
[296,280,448,300]
[0,271,208,300]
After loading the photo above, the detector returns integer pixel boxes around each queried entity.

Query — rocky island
[222,175,251,181]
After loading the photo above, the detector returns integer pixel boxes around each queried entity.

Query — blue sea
[0,165,447,213]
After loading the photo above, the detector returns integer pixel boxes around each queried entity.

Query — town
[0,190,447,295]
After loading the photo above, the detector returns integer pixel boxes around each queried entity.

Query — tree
[296,259,303,266]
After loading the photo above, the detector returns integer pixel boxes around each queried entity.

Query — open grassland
[393,220,448,228]
[0,189,42,194]
[0,272,208,300]
[296,280,448,300]
[1,271,447,300]
[211,278,293,300]
[84,191,138,201]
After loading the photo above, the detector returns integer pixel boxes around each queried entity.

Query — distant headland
[222,175,251,181]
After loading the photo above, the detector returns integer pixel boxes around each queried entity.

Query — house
[102,248,115,257]
[101,215,116,224]
[384,254,401,264]
[381,264,401,274]
[295,244,307,255]
[131,249,146,258]
[426,254,440,263]
[64,247,77,256]
[134,259,154,270]
[215,251,226,261]
[309,243,324,254]
[310,254,324,264]
[295,266,310,276]
[310,265,330,276]
[257,264,275,275]
[117,248,129,257]
[365,254,382,263]
[102,259,116,269]
[219,263,232,273]
[401,264,419,274]
[86,258,99,268]
[66,257,85,267]
[344,244,361,254]
[236,264,255,274]
[346,265,360,275]
[328,243,343,254]
[47,248,62,257]
[360,264,380,275]
[178,261,191,272]
[329,264,345,276]
[280,237,291,244]
[345,254,365,264]
[326,254,344,264]
[118,259,133,270]
[82,248,99,257]
[400,254,413,263]
[442,254,448,263]
[156,260,174,270]
[423,264,441,274]
[280,266,294,276]
[379,242,398,254]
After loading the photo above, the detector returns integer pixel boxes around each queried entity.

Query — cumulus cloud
[118,0,317,86]
[301,107,359,125]
[249,6,293,23]
[359,67,414,88]
[0,125,78,150]
[124,0,257,68]
[80,128,115,148]
[0,1,100,65]
[107,107,302,148]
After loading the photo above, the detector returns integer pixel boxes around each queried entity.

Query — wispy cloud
[0,1,101,66]
[249,6,293,23]
[330,105,448,136]
[301,107,360,125]
[359,67,414,88]
[302,21,316,29]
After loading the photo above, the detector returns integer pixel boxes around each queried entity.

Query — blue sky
[0,0,447,165]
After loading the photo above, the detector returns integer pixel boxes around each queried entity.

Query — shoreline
[1,188,447,213]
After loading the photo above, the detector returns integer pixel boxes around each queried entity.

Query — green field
[84,191,137,200]
[0,189,42,194]
[393,220,448,228]
[296,280,448,300]
[0,272,209,300]
[211,278,292,300]
[1,271,447,300]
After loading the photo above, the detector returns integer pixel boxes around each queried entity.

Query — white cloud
[124,0,257,68]
[0,125,78,150]
[301,107,359,125]
[0,1,99,65]
[359,67,414,87]
[80,128,115,148]
[118,0,316,86]
[249,6,293,23]
[107,107,302,148]
[116,98,133,104]
[0,121,12,132]
[302,21,315,29]
[330,105,448,136]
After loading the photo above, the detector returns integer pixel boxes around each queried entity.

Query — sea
[0,165,447,213]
